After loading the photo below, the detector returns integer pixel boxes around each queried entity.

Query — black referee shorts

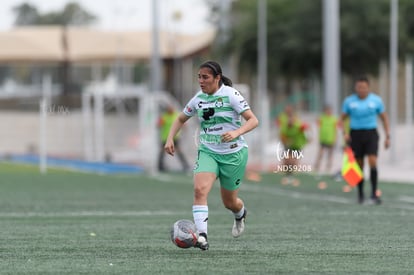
[350,129,379,158]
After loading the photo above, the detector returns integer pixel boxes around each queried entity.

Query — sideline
[0,210,187,218]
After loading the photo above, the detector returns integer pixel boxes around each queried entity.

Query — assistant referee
[341,76,390,205]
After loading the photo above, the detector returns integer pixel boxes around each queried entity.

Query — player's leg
[314,145,324,173]
[218,147,248,237]
[220,188,244,213]
[351,130,365,203]
[288,152,301,186]
[193,172,215,249]
[367,155,379,203]
[192,151,218,250]
[158,142,166,171]
[326,145,334,173]
[367,130,380,204]
[221,187,247,238]
[355,157,365,204]
[281,149,296,184]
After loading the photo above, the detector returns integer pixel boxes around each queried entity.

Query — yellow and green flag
[341,147,363,187]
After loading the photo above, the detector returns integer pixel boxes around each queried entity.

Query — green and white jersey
[183,85,251,154]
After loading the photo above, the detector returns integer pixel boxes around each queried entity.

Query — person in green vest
[277,105,308,180]
[158,105,189,172]
[314,105,339,173]
[278,105,308,152]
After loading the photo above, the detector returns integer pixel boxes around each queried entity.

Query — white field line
[153,174,352,204]
[322,210,414,216]
[155,175,414,212]
[242,183,414,212]
[0,210,186,218]
[398,196,414,204]
[241,184,353,204]
[388,204,414,211]
[2,180,414,219]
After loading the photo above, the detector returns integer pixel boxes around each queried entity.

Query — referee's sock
[357,179,364,202]
[370,167,378,198]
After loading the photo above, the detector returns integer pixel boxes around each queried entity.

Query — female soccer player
[164,61,259,250]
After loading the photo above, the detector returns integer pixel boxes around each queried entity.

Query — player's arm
[157,117,164,127]
[221,110,259,142]
[340,113,347,128]
[164,113,191,156]
[239,109,259,135]
[340,113,350,145]
[379,112,390,149]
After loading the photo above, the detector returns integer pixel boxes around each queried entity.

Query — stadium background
[0,1,413,273]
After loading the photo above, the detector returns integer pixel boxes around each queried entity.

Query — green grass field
[1,162,414,274]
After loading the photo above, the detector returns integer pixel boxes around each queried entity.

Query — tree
[399,0,414,54]
[208,0,322,79]
[12,1,96,27]
[340,0,390,76]
[207,0,414,81]
[12,2,97,97]
[12,3,39,26]
[56,2,96,26]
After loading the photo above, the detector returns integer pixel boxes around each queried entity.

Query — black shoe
[371,196,382,205]
[358,196,365,205]
[195,233,209,250]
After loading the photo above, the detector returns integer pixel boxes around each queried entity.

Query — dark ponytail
[221,75,232,87]
[199,60,233,87]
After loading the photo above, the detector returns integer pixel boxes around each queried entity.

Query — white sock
[192,205,208,235]
[233,205,245,219]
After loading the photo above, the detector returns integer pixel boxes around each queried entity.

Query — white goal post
[81,81,180,173]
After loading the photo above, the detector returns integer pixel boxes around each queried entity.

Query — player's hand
[384,137,390,149]
[344,133,351,146]
[221,130,240,143]
[164,139,175,156]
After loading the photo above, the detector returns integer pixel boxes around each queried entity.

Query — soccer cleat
[370,196,382,205]
[232,209,247,238]
[195,233,209,250]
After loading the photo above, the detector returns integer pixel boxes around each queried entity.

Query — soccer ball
[170,219,198,249]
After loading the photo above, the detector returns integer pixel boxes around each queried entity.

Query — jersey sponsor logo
[199,134,222,144]
[198,101,215,109]
[186,106,193,113]
[198,99,226,109]
[203,126,223,133]
[202,108,215,120]
[235,179,241,185]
